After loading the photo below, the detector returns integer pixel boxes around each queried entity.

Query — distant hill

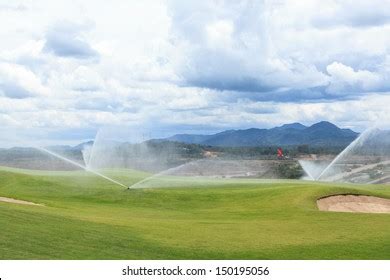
[164,121,359,147]
[0,121,362,171]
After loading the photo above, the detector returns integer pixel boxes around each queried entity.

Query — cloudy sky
[1,0,390,145]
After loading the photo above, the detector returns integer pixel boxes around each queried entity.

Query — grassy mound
[0,167,389,259]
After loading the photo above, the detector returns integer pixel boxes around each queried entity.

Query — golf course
[0,166,389,260]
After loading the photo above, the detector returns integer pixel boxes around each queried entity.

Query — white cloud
[168,0,330,93]
[326,62,380,93]
[43,20,99,60]
[0,0,389,144]
[0,62,49,98]
[326,61,390,95]
[206,20,234,48]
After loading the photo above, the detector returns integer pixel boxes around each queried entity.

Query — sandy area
[317,195,390,214]
[0,196,43,206]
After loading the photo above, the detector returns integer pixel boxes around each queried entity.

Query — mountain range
[164,121,359,147]
[2,121,359,151]
[0,121,360,170]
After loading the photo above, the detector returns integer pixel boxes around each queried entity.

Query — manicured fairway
[0,167,389,259]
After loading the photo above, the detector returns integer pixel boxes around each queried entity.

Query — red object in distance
[277,148,284,159]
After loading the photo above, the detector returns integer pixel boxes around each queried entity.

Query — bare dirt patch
[0,196,44,206]
[317,195,390,214]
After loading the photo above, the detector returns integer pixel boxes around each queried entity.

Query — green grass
[0,166,389,259]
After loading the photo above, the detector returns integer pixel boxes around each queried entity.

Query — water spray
[298,160,316,180]
[127,160,202,189]
[316,128,374,181]
[36,146,128,188]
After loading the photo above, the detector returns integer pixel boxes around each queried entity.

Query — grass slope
[0,167,389,259]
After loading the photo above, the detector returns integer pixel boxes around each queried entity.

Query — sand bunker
[317,195,390,214]
[0,196,43,206]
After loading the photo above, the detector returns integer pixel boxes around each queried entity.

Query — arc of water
[36,146,127,188]
[306,173,315,181]
[298,160,315,180]
[86,130,103,170]
[129,159,203,189]
[317,128,374,181]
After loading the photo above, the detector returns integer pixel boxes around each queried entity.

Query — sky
[0,0,390,146]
